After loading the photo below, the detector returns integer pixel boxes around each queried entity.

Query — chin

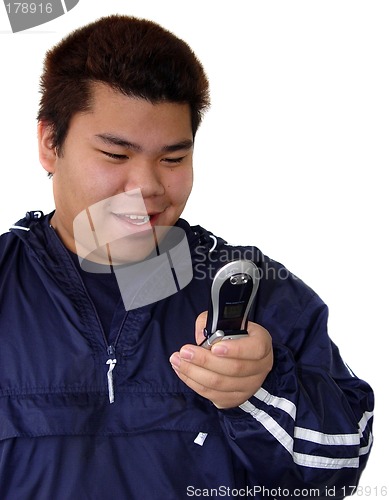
[106,235,158,265]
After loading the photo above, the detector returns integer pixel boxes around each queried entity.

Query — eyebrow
[95,133,193,153]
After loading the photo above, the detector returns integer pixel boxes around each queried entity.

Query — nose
[122,160,165,199]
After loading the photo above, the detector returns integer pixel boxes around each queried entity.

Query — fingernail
[180,347,194,361]
[212,343,228,356]
[170,353,181,369]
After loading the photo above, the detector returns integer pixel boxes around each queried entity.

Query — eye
[102,151,128,160]
[161,156,185,165]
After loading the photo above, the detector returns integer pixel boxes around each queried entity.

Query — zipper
[49,226,127,404]
[105,313,130,404]
[106,345,117,404]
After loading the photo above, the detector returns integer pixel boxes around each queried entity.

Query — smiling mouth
[113,213,152,226]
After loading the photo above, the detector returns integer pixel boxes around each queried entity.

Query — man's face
[39,83,194,264]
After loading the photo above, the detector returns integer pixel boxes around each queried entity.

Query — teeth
[122,214,150,225]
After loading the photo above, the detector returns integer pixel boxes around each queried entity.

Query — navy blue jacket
[0,212,374,499]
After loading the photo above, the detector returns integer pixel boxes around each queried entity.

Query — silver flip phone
[200,260,260,349]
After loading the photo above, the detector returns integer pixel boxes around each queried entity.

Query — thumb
[195,311,208,345]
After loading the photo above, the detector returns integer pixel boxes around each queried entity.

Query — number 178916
[5,3,53,14]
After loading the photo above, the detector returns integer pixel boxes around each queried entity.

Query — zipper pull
[106,345,117,404]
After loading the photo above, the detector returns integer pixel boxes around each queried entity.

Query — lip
[111,210,164,229]
[113,213,151,226]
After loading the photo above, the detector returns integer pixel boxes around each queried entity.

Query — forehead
[87,82,192,127]
[67,82,194,147]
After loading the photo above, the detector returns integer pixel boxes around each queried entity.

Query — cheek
[53,161,111,216]
[166,169,193,204]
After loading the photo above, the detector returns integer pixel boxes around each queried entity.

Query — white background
[0,1,387,495]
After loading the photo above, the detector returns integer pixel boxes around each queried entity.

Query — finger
[210,322,272,362]
[174,371,248,409]
[195,312,272,362]
[173,365,249,409]
[174,321,273,377]
[170,353,261,394]
[171,344,268,378]
[194,310,208,345]
[169,357,265,409]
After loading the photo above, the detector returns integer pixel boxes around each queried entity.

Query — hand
[169,312,273,409]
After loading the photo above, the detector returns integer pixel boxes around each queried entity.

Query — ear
[37,121,57,175]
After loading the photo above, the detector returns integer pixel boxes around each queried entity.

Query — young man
[0,15,373,499]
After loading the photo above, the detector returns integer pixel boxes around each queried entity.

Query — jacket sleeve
[218,292,374,499]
